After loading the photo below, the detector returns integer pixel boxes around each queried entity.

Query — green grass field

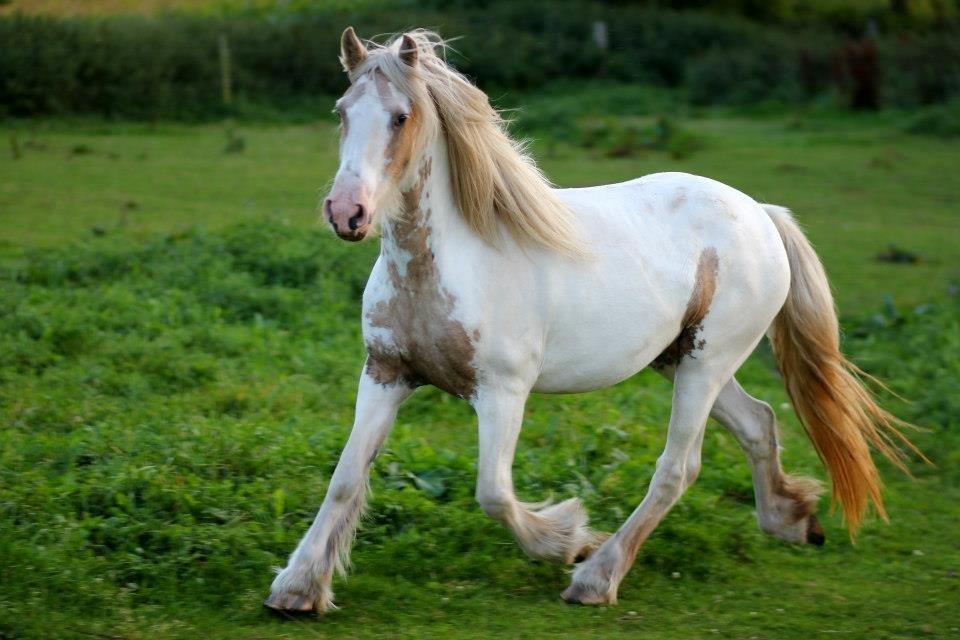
[1,103,958,639]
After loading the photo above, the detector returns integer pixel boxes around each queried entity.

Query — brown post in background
[219,33,233,107]
[219,32,244,153]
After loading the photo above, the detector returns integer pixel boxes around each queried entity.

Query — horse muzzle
[325,197,371,242]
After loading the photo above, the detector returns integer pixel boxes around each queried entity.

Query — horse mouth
[336,225,370,242]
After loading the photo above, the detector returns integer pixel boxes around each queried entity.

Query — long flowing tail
[763,205,923,535]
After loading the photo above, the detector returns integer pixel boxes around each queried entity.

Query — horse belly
[533,347,657,392]
[532,283,680,393]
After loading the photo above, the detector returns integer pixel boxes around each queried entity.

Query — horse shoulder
[361,245,482,400]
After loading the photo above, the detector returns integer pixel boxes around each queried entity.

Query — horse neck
[380,135,474,262]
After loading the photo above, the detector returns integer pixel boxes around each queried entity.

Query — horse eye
[394,113,408,127]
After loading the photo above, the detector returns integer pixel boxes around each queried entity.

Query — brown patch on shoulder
[365,355,417,388]
[365,158,478,400]
[652,247,719,368]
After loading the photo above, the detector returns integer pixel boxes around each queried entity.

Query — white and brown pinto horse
[266,29,918,613]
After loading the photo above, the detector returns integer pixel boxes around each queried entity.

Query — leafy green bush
[573,115,702,158]
[604,7,763,87]
[880,32,960,106]
[651,116,702,159]
[2,4,958,119]
[902,102,960,138]
[686,45,803,106]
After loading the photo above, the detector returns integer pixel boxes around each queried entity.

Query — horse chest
[363,254,479,400]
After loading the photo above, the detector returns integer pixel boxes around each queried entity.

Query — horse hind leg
[563,357,727,605]
[711,377,825,545]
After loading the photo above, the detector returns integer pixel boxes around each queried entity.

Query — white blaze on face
[329,72,412,222]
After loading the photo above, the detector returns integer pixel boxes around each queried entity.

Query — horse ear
[399,33,418,68]
[340,26,367,72]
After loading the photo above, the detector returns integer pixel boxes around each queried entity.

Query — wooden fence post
[218,32,233,107]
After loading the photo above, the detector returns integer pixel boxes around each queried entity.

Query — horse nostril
[348,204,366,230]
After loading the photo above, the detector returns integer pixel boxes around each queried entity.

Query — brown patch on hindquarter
[365,158,478,399]
[653,247,719,368]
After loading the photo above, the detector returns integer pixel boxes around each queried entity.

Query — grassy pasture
[1,103,958,638]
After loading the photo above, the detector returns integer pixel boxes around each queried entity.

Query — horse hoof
[561,583,611,606]
[806,515,825,547]
[264,592,316,615]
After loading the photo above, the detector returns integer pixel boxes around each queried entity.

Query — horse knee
[654,458,688,497]
[741,402,777,458]
[476,486,513,520]
[328,477,364,505]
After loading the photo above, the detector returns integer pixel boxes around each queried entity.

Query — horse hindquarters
[563,228,789,605]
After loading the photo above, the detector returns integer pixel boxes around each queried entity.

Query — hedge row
[1,4,959,119]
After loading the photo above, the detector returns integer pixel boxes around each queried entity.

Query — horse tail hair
[763,204,924,536]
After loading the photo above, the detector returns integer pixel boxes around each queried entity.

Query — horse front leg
[474,385,606,563]
[265,361,414,613]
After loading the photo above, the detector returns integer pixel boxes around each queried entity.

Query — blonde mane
[349,30,585,257]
